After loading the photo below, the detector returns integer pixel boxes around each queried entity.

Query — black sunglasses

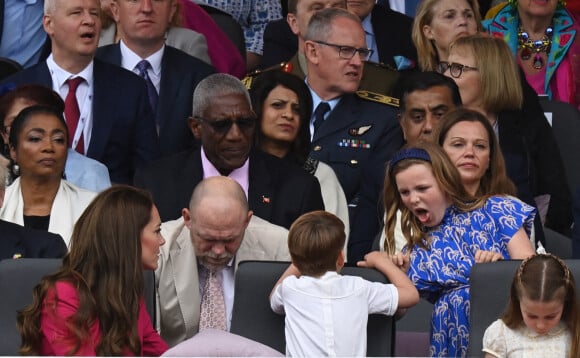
[195,116,256,134]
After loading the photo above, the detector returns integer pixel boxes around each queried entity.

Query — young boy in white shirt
[270,211,419,357]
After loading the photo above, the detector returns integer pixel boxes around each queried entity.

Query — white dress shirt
[46,55,94,151]
[270,271,398,356]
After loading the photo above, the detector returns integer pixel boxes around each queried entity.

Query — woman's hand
[474,250,503,263]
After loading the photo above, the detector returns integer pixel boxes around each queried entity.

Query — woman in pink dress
[17,186,168,356]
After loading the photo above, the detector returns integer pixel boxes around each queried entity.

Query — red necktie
[64,77,85,154]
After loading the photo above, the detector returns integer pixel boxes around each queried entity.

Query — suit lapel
[99,43,123,66]
[157,48,180,131]
[87,60,116,160]
[248,152,274,221]
[33,63,54,87]
[312,94,358,142]
[169,224,201,335]
[177,150,204,202]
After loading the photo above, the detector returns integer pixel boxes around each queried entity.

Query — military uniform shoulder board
[356,90,399,107]
[241,76,253,90]
[241,62,294,90]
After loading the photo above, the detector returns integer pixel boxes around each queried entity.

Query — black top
[23,215,50,231]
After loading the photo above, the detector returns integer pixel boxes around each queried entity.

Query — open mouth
[80,32,95,40]
[414,208,431,224]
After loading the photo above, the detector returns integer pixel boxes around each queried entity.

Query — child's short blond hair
[288,211,345,276]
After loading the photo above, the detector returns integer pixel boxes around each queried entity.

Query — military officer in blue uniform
[303,8,403,223]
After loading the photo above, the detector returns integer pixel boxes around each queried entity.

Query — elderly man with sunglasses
[134,73,324,228]
[303,8,403,230]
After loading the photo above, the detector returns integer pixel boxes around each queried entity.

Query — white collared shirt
[270,271,399,356]
[46,55,94,151]
[307,82,342,141]
[119,40,163,94]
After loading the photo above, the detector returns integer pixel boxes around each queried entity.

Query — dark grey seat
[467,259,580,357]
[0,258,61,355]
[230,260,396,356]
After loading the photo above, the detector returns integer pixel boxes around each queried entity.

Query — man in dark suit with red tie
[1,0,159,184]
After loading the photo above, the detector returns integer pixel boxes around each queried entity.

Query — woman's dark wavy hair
[250,70,312,165]
[17,186,154,356]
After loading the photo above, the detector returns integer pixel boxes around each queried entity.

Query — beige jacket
[155,215,290,347]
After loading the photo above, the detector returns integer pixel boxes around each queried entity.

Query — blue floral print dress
[405,195,535,357]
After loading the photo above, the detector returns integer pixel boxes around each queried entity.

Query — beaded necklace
[517,25,553,70]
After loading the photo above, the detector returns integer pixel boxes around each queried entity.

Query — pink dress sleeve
[138,299,168,356]
[40,281,99,356]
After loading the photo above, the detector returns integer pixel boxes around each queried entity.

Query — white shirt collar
[119,40,164,76]
[46,54,94,88]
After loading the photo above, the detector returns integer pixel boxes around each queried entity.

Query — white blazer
[0,178,97,247]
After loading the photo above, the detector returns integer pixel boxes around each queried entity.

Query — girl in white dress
[483,254,579,358]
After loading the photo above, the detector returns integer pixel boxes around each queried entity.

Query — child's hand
[357,251,390,269]
[391,252,410,273]
[474,250,503,263]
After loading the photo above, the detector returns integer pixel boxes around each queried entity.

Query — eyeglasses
[195,116,256,134]
[313,40,373,61]
[437,61,479,78]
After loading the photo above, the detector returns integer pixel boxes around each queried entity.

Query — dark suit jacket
[261,19,297,69]
[309,93,403,206]
[2,59,160,184]
[96,44,215,156]
[371,4,417,69]
[0,220,67,260]
[134,149,325,228]
[499,108,572,236]
[260,6,417,70]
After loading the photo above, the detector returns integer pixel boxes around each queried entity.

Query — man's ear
[188,116,202,139]
[182,208,191,228]
[110,0,121,22]
[304,41,319,65]
[244,210,253,230]
[43,15,54,38]
[397,113,408,141]
[287,13,299,35]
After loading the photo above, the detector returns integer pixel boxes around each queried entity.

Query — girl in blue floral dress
[383,144,536,357]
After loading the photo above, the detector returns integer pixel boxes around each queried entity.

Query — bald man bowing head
[156,176,290,347]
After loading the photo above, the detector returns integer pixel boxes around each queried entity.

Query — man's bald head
[184,177,252,270]
[189,176,249,215]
